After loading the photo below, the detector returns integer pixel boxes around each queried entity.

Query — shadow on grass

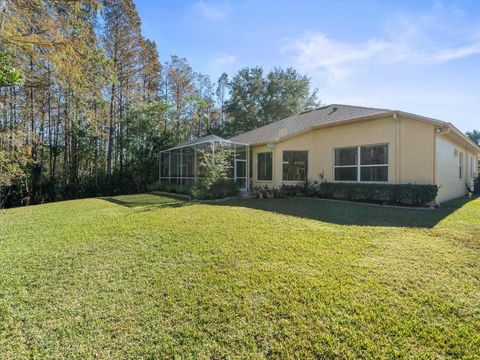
[215,196,475,228]
[101,192,476,228]
[102,193,191,210]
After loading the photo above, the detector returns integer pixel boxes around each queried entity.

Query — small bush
[317,182,438,206]
[279,184,297,197]
[297,179,317,197]
[254,182,438,207]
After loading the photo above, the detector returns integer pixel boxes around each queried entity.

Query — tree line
[0,0,319,208]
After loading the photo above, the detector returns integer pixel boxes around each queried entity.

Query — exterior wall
[399,117,435,183]
[250,116,436,189]
[435,133,477,203]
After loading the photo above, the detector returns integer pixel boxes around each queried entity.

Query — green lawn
[1,194,479,359]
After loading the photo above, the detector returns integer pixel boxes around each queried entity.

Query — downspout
[394,113,401,184]
[433,129,436,187]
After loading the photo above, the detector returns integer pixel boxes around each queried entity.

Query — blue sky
[135,0,480,132]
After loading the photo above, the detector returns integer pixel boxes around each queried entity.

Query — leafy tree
[122,100,176,185]
[225,66,320,135]
[466,130,480,146]
[196,147,233,198]
[140,38,161,103]
[216,72,228,128]
[102,0,145,177]
[0,130,31,208]
[0,1,322,208]
[0,52,21,86]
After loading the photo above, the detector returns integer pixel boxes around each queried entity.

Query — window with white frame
[459,151,464,179]
[334,144,388,182]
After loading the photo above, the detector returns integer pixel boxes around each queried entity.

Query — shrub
[196,147,233,199]
[187,185,205,199]
[223,179,241,197]
[296,179,317,197]
[253,185,272,198]
[279,184,297,197]
[317,182,438,206]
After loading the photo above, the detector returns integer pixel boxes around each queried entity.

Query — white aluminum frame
[333,143,389,183]
[159,138,249,191]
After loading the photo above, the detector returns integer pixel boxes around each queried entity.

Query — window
[257,152,272,180]
[334,147,358,181]
[459,151,464,179]
[334,144,388,182]
[283,151,308,181]
[360,144,388,181]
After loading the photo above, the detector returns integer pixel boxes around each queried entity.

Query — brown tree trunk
[107,83,115,177]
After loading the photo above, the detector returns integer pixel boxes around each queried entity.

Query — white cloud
[434,42,480,62]
[282,23,480,83]
[194,1,228,21]
[213,53,237,66]
[282,34,390,82]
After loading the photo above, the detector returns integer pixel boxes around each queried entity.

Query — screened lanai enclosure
[159,135,250,191]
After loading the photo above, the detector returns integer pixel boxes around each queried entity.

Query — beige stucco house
[230,104,480,204]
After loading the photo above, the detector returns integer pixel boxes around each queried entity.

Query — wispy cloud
[194,1,228,21]
[434,42,480,62]
[213,53,237,66]
[282,34,389,82]
[282,12,480,83]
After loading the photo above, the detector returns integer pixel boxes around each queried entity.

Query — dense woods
[0,0,319,208]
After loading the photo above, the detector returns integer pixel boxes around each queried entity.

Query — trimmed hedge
[253,181,439,206]
[317,182,438,206]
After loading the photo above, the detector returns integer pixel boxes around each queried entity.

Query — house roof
[229,104,391,145]
[229,104,480,154]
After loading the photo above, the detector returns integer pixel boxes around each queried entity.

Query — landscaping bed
[253,181,439,207]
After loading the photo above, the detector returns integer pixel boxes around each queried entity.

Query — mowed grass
[0,194,479,359]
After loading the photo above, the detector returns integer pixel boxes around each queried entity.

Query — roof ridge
[330,103,392,112]
[300,104,332,114]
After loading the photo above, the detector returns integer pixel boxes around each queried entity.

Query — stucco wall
[399,117,435,183]
[435,133,476,203]
[250,116,436,189]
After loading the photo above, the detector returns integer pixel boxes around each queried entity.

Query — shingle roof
[229,104,392,145]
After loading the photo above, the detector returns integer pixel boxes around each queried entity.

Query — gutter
[435,126,451,136]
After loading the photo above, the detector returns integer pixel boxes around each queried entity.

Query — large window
[334,144,388,182]
[257,152,272,180]
[283,151,308,181]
